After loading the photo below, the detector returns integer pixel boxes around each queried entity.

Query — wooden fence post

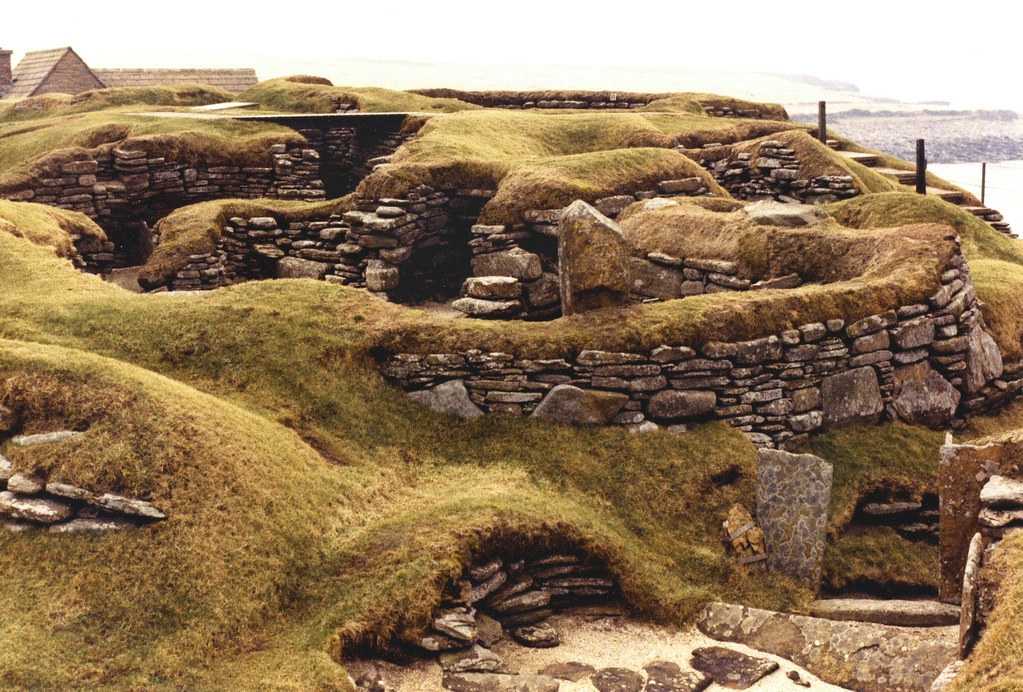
[818,101,827,144]
[981,162,987,205]
[916,139,927,194]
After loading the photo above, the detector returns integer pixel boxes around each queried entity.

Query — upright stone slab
[756,448,833,586]
[558,200,631,316]
[938,437,1004,602]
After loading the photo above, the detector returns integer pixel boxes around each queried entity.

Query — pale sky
[4,0,1021,110]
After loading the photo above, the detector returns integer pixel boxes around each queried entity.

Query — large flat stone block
[756,448,832,586]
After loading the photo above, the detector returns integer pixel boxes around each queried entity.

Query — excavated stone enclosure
[0,119,411,272]
[384,221,1023,449]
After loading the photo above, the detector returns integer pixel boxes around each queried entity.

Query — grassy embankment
[7,193,1019,687]
[0,202,809,689]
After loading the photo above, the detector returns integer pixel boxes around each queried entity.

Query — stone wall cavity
[384,239,1023,448]
[684,140,860,204]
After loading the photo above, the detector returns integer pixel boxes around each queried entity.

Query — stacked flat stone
[387,240,1023,446]
[419,551,617,656]
[0,432,165,533]
[958,475,1023,657]
[856,495,941,543]
[691,140,860,204]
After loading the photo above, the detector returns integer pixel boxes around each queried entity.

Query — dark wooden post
[916,139,927,194]
[818,101,827,144]
[981,162,987,205]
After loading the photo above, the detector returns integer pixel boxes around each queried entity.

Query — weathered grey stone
[980,475,1023,507]
[531,385,628,426]
[690,646,778,689]
[440,645,506,673]
[44,481,93,501]
[959,533,984,657]
[524,273,560,308]
[472,248,543,282]
[647,390,716,421]
[409,380,483,420]
[6,472,44,495]
[434,608,477,642]
[892,362,961,428]
[964,328,1003,394]
[893,317,935,350]
[539,662,595,682]
[452,298,522,319]
[930,661,964,692]
[697,602,958,692]
[978,507,1023,527]
[490,589,551,614]
[751,273,801,291]
[476,613,503,647]
[0,454,11,483]
[592,667,644,692]
[628,257,683,299]
[365,260,399,291]
[511,622,559,648]
[756,449,832,586]
[442,672,559,692]
[0,490,73,524]
[419,632,467,652]
[94,493,166,520]
[48,517,137,533]
[558,200,631,315]
[821,366,884,427]
[11,430,80,446]
[643,660,711,692]
[464,276,521,300]
[743,200,824,227]
[809,598,960,627]
[276,257,330,280]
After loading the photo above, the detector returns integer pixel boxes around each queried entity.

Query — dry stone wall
[0,431,165,533]
[686,140,860,204]
[385,239,1023,448]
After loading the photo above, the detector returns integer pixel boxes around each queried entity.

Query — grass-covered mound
[0,84,236,122]
[240,77,481,114]
[410,89,790,120]
[3,186,1023,686]
[358,109,802,223]
[828,192,1023,360]
[0,110,300,192]
[0,215,819,687]
[0,198,105,257]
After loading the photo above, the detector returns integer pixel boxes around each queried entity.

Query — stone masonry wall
[384,239,1023,448]
[685,140,860,204]
[156,176,721,307]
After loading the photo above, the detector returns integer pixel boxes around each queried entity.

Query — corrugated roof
[6,47,71,99]
[94,68,258,94]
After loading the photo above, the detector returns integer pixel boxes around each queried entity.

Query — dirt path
[350,612,849,691]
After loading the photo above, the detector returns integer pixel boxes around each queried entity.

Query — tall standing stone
[756,448,833,586]
[557,200,631,316]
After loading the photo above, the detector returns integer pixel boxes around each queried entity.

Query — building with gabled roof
[0,46,258,100]
[2,47,104,100]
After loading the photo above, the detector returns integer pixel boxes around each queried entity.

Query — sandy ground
[349,611,849,691]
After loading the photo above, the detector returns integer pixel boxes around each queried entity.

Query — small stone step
[928,187,965,204]
[809,598,960,627]
[826,139,842,150]
[838,150,881,167]
[873,166,918,184]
